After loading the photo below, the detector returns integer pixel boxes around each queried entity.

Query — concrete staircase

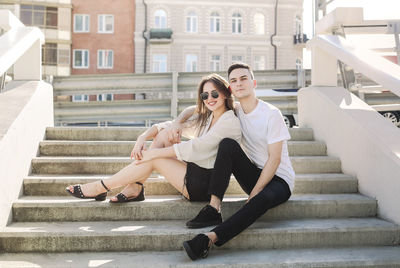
[1,127,400,267]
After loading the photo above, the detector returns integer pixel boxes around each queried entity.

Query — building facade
[134,0,306,74]
[0,0,72,77]
[71,0,135,75]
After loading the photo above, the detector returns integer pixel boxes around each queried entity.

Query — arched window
[210,12,220,33]
[232,13,242,33]
[154,9,167,29]
[254,13,265,35]
[186,11,198,33]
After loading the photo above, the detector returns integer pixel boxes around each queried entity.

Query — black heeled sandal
[66,180,110,201]
[109,182,145,203]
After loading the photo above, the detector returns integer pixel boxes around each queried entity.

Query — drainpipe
[142,0,148,73]
[270,0,279,70]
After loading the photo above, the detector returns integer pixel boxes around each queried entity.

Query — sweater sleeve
[173,111,241,164]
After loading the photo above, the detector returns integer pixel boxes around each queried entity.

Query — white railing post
[171,71,178,118]
[14,38,42,80]
[310,44,337,86]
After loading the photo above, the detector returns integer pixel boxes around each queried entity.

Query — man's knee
[219,138,239,151]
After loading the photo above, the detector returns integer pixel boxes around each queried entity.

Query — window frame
[232,13,242,34]
[97,50,114,69]
[210,55,221,71]
[152,54,168,73]
[74,14,90,33]
[185,54,198,72]
[154,9,167,29]
[98,14,114,34]
[210,12,220,33]
[186,11,198,33]
[73,49,89,69]
[254,13,265,35]
[72,94,89,102]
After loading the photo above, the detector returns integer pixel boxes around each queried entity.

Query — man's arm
[247,141,283,202]
[166,105,196,143]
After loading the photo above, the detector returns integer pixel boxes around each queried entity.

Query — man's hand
[131,136,147,160]
[165,122,183,144]
[246,187,262,203]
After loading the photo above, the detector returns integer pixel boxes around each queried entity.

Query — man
[179,62,295,260]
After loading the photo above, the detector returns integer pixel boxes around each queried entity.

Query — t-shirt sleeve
[267,109,291,144]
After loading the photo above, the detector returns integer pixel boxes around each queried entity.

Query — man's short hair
[228,62,255,79]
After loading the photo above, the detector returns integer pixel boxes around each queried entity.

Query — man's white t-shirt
[235,100,295,192]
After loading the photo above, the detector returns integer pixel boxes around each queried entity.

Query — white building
[0,0,72,77]
[135,0,306,73]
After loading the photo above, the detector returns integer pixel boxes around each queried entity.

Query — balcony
[293,33,308,45]
[149,28,173,44]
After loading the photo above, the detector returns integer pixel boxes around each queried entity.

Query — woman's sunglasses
[200,90,219,101]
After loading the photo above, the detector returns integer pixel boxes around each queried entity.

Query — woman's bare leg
[109,128,175,201]
[67,157,190,199]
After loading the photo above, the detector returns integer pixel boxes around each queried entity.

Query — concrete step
[12,194,376,222]
[45,127,315,141]
[30,156,342,175]
[39,140,327,157]
[1,247,400,267]
[1,218,399,253]
[23,173,358,196]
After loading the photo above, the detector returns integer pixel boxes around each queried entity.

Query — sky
[302,0,400,68]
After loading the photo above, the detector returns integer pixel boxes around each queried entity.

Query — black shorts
[184,162,212,202]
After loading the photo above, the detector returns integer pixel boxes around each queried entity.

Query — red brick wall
[71,0,135,74]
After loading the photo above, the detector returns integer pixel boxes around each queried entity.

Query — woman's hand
[131,136,147,160]
[135,149,157,165]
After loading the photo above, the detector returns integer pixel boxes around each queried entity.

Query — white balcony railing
[0,9,44,91]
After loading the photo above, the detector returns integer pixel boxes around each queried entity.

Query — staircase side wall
[298,86,400,224]
[0,81,53,227]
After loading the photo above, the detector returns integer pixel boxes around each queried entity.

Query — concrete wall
[0,81,53,228]
[298,86,400,224]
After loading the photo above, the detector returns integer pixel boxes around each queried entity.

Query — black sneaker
[183,234,210,260]
[186,204,222,229]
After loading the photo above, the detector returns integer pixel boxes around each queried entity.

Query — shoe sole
[186,220,222,229]
[183,241,197,260]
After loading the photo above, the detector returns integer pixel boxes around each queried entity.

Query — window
[98,15,114,33]
[210,12,220,33]
[154,9,167,29]
[74,14,89,32]
[73,49,89,69]
[97,94,113,101]
[254,13,265,35]
[42,43,57,66]
[153,54,167,72]
[186,11,198,33]
[231,55,243,64]
[210,55,221,71]
[20,5,57,29]
[254,55,266,70]
[58,49,70,66]
[98,50,113,69]
[296,59,302,70]
[232,13,242,34]
[72,95,88,102]
[185,54,198,72]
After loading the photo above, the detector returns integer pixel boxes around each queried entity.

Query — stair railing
[0,10,44,92]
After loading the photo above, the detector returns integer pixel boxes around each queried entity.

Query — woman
[66,73,241,202]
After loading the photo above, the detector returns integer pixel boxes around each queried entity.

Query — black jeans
[209,138,292,246]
